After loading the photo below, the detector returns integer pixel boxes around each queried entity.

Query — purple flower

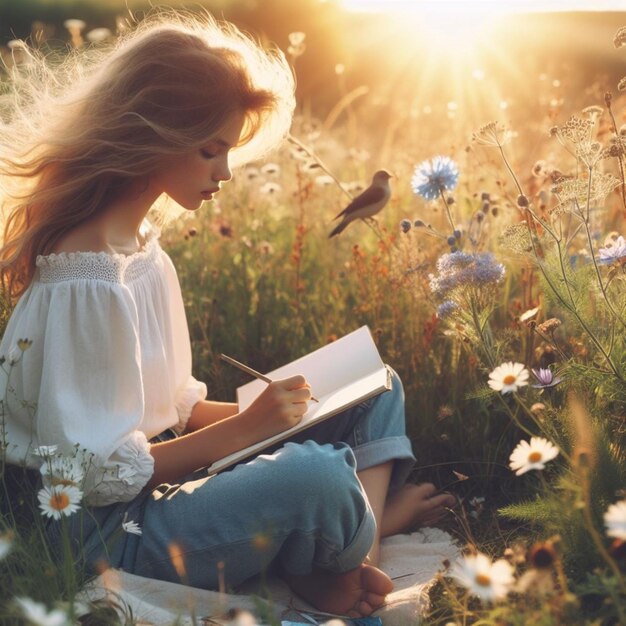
[598,235,626,264]
[531,368,562,389]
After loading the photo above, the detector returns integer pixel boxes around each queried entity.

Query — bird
[329,170,392,238]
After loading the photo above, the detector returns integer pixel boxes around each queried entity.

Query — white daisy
[488,362,529,394]
[14,597,70,626]
[40,455,85,487]
[509,437,559,476]
[259,182,282,195]
[604,500,626,540]
[450,552,514,602]
[0,531,13,560]
[261,162,281,176]
[38,485,82,520]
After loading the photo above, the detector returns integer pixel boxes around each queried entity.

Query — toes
[415,482,438,498]
[356,600,374,616]
[363,591,386,608]
[361,564,394,594]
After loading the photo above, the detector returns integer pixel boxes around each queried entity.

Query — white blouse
[0,224,207,506]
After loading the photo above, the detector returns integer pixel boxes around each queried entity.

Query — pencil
[219,353,319,402]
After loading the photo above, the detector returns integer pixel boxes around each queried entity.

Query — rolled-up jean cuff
[352,436,416,491]
[328,506,377,572]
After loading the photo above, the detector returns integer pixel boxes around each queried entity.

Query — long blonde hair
[0,9,295,300]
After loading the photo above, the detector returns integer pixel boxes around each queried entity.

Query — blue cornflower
[429,251,505,297]
[436,300,458,319]
[411,156,459,201]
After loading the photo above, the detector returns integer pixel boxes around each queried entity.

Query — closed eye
[200,149,216,159]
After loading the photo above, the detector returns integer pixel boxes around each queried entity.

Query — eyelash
[200,149,216,159]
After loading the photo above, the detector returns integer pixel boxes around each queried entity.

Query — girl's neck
[53,178,162,256]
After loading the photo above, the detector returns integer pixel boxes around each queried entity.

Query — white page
[237,326,383,410]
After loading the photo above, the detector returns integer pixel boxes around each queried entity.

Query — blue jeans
[51,369,415,590]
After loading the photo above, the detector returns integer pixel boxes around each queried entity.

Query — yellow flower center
[475,573,492,587]
[50,491,70,511]
[503,375,517,385]
[528,451,542,463]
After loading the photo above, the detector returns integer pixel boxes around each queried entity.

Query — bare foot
[381,483,456,537]
[282,563,394,617]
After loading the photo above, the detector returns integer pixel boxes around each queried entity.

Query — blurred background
[1,0,625,142]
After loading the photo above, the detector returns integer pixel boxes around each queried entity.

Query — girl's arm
[147,375,311,487]
[183,399,238,432]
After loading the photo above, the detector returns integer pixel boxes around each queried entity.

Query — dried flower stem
[287,134,353,201]
[604,93,626,214]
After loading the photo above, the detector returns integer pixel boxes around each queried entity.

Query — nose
[213,155,233,183]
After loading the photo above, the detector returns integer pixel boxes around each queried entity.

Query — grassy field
[1,3,626,624]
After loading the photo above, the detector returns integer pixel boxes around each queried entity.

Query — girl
[0,10,454,617]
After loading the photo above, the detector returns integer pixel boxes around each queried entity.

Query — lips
[201,188,219,198]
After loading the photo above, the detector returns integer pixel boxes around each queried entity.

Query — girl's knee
[278,441,363,503]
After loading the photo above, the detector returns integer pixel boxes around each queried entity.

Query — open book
[205,325,392,475]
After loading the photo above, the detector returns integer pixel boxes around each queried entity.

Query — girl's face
[153,112,246,210]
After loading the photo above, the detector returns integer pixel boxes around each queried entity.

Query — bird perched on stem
[328,170,392,238]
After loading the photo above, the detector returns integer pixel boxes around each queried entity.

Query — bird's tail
[329,221,348,238]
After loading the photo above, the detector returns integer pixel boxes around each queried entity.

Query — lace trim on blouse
[35,227,161,284]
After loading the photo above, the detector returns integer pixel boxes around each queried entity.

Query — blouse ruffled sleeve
[26,277,154,506]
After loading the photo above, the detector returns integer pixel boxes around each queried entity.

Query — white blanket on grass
[81,528,459,626]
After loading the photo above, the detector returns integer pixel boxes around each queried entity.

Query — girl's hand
[239,375,312,442]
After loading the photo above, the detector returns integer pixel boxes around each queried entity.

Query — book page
[237,326,384,410]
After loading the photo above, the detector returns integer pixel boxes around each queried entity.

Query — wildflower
[519,306,540,323]
[468,496,485,519]
[14,597,70,626]
[245,166,260,181]
[472,121,511,147]
[536,318,562,335]
[614,26,626,48]
[85,28,112,43]
[509,437,559,476]
[40,455,85,487]
[287,31,306,57]
[530,402,546,414]
[429,252,505,297]
[411,156,459,201]
[531,367,562,388]
[17,338,32,351]
[33,445,58,457]
[436,300,458,319]
[63,19,86,32]
[598,235,626,263]
[122,517,142,536]
[0,531,13,560]
[604,500,626,540]
[488,362,529,394]
[38,484,82,520]
[450,552,514,601]
[261,163,280,176]
[259,182,282,195]
[400,219,412,233]
[582,105,604,120]
[528,540,558,569]
[314,175,334,187]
